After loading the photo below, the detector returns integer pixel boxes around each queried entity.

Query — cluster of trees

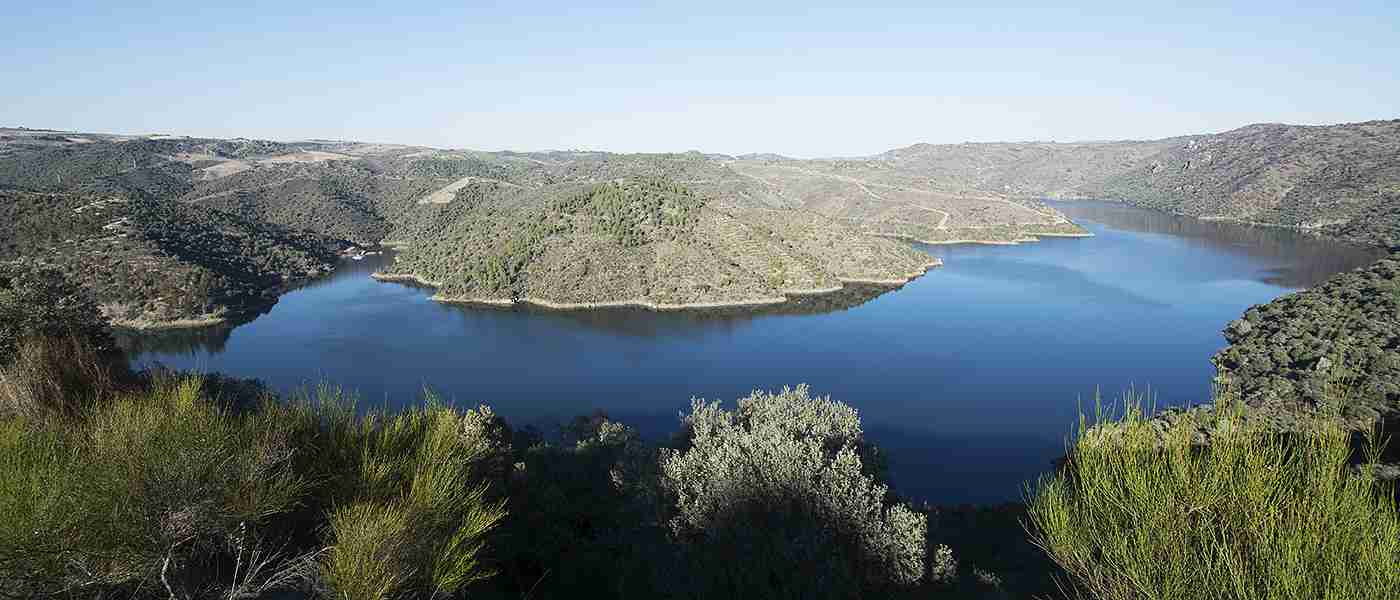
[552,177,704,247]
[386,176,708,299]
[0,139,194,199]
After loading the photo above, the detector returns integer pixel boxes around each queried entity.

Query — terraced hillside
[728,160,1089,244]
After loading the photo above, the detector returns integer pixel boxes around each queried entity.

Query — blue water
[129,201,1384,503]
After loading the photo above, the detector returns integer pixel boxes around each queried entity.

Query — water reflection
[1049,200,1385,287]
[474,282,902,339]
[115,320,243,355]
[114,253,395,356]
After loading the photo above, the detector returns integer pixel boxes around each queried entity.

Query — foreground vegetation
[1030,389,1400,599]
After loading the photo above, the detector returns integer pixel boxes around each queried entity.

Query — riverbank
[916,231,1096,246]
[877,223,1095,247]
[107,264,344,331]
[371,258,944,312]
[111,314,229,331]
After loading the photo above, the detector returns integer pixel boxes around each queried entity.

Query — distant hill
[877,120,1400,247]
[1084,121,1400,247]
[1,118,1395,326]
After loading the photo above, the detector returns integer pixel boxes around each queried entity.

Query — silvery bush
[660,385,935,597]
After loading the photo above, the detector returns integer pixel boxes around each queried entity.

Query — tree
[0,260,114,364]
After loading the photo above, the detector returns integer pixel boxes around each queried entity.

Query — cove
[125,200,1386,504]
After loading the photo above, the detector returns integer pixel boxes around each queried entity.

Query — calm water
[128,201,1385,503]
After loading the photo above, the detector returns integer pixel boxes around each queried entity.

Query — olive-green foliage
[390,176,706,298]
[1087,120,1400,247]
[1027,390,1400,600]
[0,188,338,324]
[0,260,113,364]
[0,139,193,199]
[193,165,394,244]
[1214,254,1400,424]
[0,334,127,420]
[551,177,704,248]
[660,385,931,599]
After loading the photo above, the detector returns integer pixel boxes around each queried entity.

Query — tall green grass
[0,374,308,596]
[1027,388,1400,600]
[0,362,507,599]
[311,396,507,600]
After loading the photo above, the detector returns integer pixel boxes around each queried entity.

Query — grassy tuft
[316,396,507,600]
[0,339,508,599]
[1027,387,1400,600]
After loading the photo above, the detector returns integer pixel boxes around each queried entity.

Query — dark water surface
[129,201,1385,503]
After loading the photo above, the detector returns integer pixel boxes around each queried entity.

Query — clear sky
[4,1,1396,157]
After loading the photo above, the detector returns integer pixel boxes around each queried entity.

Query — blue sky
[4,1,1396,156]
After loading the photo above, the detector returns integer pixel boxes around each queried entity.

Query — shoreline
[874,226,1094,247]
[112,315,229,331]
[912,231,1095,246]
[110,263,342,332]
[370,259,944,312]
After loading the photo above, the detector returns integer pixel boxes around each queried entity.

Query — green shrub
[0,367,509,600]
[316,397,508,600]
[1027,391,1400,600]
[660,385,932,599]
[0,375,307,597]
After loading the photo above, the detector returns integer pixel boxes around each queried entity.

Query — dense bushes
[1028,391,1400,600]
[9,328,1398,598]
[1214,254,1400,425]
[306,396,507,599]
[0,376,309,597]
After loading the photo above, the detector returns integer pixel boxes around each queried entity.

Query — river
[126,201,1385,503]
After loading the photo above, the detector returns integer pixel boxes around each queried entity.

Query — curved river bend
[127,201,1385,503]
